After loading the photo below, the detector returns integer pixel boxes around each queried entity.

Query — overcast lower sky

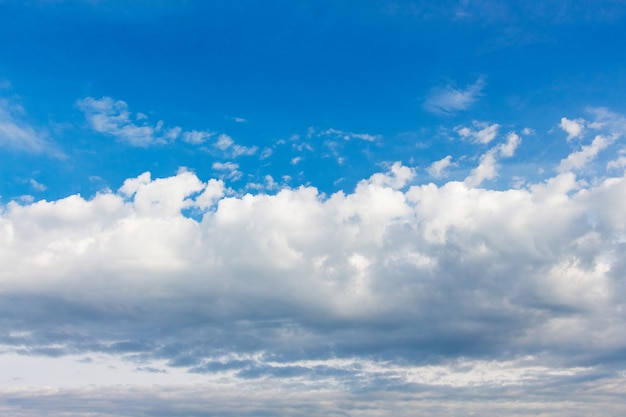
[1,1,626,416]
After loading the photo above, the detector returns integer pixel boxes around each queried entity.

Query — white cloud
[560,117,586,141]
[215,133,234,150]
[260,147,273,160]
[455,120,500,144]
[77,96,161,147]
[78,96,222,148]
[424,77,485,115]
[464,149,498,187]
[558,134,615,173]
[368,161,416,189]
[320,128,382,142]
[166,126,182,140]
[182,129,213,145]
[214,133,258,157]
[464,132,521,187]
[0,98,56,155]
[428,155,455,178]
[29,179,46,192]
[498,132,521,157]
[587,107,626,133]
[212,161,242,180]
[3,114,626,416]
[607,154,626,170]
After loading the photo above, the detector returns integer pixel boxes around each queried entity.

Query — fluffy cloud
[212,161,242,180]
[424,77,485,115]
[455,120,500,144]
[464,131,521,187]
[2,113,626,415]
[182,129,213,145]
[560,117,586,141]
[427,155,455,178]
[558,134,615,172]
[214,133,258,157]
[2,154,625,363]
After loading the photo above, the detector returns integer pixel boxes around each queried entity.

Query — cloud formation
[424,77,485,115]
[428,155,455,177]
[560,117,585,141]
[0,98,56,155]
[455,120,500,144]
[464,131,521,186]
[78,97,180,146]
[2,111,626,416]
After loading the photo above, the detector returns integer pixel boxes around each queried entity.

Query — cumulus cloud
[214,133,258,157]
[455,120,500,144]
[182,129,213,145]
[424,77,485,115]
[2,152,625,362]
[2,114,626,416]
[212,161,242,180]
[558,134,615,173]
[427,155,455,178]
[464,132,521,187]
[560,117,586,141]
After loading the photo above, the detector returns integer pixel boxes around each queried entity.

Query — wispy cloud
[0,98,59,156]
[424,77,485,115]
[319,128,382,142]
[182,129,214,145]
[29,179,47,192]
[78,97,177,147]
[77,96,223,149]
[212,161,242,180]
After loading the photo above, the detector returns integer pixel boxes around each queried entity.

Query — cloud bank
[1,111,626,416]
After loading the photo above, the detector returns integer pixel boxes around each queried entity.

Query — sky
[1,0,626,416]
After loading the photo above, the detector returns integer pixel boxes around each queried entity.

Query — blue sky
[2,1,626,416]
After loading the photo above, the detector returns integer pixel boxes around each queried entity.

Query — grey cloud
[2,377,626,417]
[1,114,626,415]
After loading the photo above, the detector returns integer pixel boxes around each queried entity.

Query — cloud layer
[2,130,626,373]
[2,101,626,415]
